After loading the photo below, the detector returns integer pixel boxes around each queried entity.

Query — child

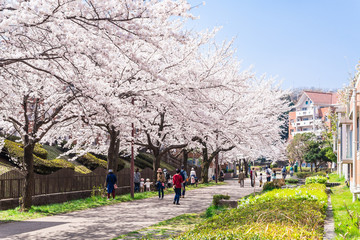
[259,173,263,187]
[140,178,145,192]
[145,178,152,192]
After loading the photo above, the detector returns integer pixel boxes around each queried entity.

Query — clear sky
[186,0,360,91]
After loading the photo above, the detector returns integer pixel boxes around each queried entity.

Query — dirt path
[0,179,258,240]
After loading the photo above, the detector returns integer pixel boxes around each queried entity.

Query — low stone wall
[0,186,131,210]
[218,199,238,208]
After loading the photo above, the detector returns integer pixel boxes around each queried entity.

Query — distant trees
[287,132,336,172]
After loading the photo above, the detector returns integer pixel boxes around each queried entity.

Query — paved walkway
[0,179,258,240]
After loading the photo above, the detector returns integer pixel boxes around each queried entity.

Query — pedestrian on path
[190,167,197,187]
[180,165,188,198]
[134,168,141,193]
[140,178,145,192]
[250,168,257,187]
[259,173,263,187]
[106,169,117,200]
[265,166,271,182]
[145,178,152,192]
[156,168,165,199]
[290,165,294,177]
[282,166,287,180]
[173,168,183,205]
[238,170,245,187]
[272,170,277,180]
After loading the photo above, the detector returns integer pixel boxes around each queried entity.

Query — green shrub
[33,144,48,159]
[212,194,230,206]
[305,175,327,184]
[77,153,107,170]
[285,178,299,184]
[74,165,91,174]
[263,181,279,191]
[135,152,154,169]
[2,140,74,174]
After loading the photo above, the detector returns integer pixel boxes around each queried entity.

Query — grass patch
[329,173,345,183]
[114,204,229,239]
[0,181,224,223]
[175,184,327,239]
[331,175,360,239]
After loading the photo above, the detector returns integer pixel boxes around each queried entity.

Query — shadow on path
[0,179,258,240]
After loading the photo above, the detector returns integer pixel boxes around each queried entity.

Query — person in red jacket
[172,168,183,205]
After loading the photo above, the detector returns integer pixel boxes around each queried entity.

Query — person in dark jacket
[180,165,187,198]
[106,169,117,200]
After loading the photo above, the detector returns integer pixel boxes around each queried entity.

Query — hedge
[285,178,299,184]
[305,175,327,185]
[90,152,125,171]
[295,171,326,179]
[77,153,107,170]
[2,140,74,174]
[33,144,48,159]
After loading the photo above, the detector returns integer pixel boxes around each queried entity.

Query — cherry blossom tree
[0,0,195,210]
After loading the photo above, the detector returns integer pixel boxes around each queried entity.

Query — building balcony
[291,129,323,137]
[296,120,313,127]
[291,130,313,136]
[296,110,313,117]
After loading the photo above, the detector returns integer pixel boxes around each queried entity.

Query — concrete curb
[324,192,336,240]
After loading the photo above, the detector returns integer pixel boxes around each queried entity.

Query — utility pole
[130,98,135,198]
[215,153,218,183]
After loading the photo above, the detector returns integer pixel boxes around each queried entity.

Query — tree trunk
[107,127,120,172]
[299,161,303,172]
[22,142,35,211]
[310,163,313,172]
[201,147,210,183]
[183,150,188,169]
[243,159,249,178]
[153,154,161,182]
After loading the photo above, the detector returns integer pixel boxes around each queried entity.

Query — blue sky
[186,0,360,90]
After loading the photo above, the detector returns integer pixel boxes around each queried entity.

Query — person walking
[190,167,197,186]
[134,168,141,193]
[180,166,188,198]
[265,167,271,182]
[156,168,165,199]
[163,168,170,189]
[273,170,277,180]
[282,166,287,180]
[250,168,257,187]
[259,173,263,187]
[238,170,245,187]
[106,169,117,200]
[173,168,183,205]
[289,165,294,177]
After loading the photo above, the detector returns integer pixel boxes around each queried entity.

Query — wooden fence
[0,166,201,200]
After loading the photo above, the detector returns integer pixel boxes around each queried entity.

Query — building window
[302,108,307,111]
[290,129,294,133]
[305,101,308,105]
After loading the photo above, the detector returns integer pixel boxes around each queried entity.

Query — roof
[303,91,338,105]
